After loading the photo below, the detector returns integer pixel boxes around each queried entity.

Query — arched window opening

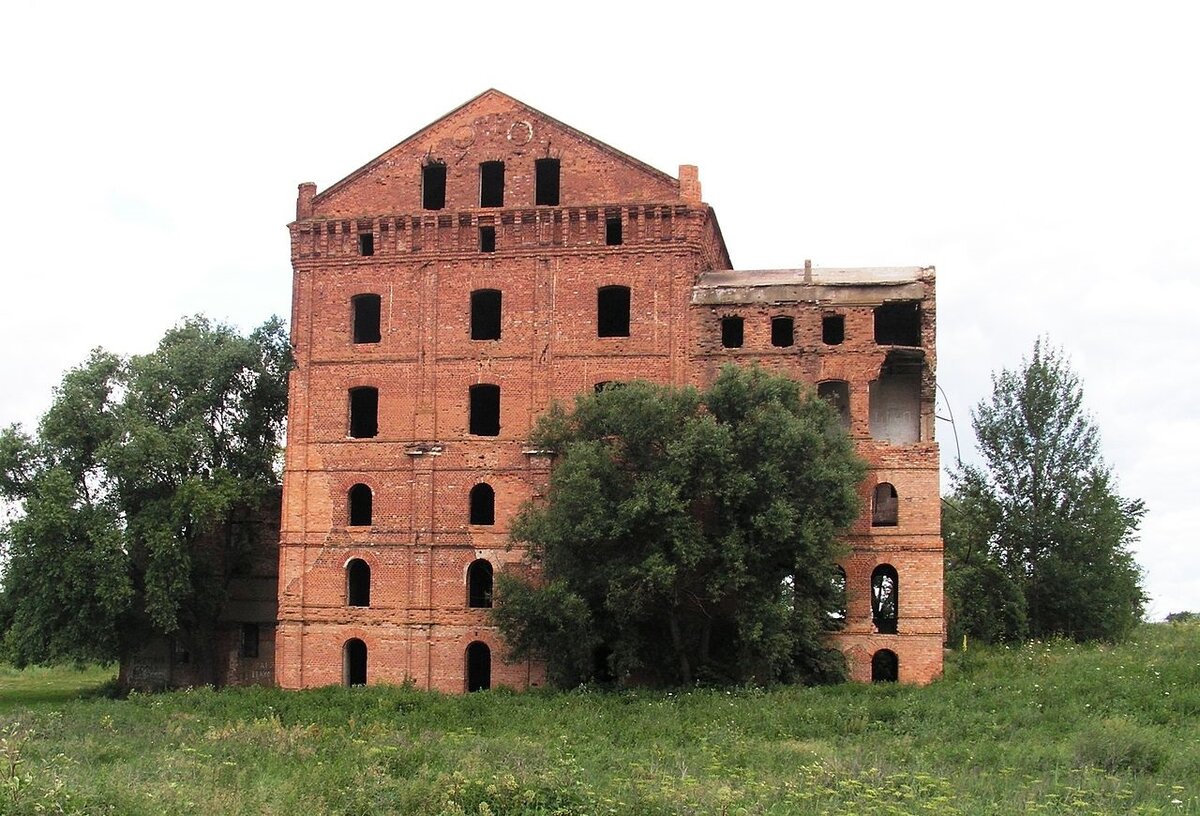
[818,381,851,430]
[352,294,381,344]
[871,649,899,683]
[470,289,502,340]
[348,387,378,439]
[830,566,847,628]
[467,559,494,609]
[871,564,899,634]
[468,384,500,436]
[348,483,372,526]
[344,638,367,686]
[771,316,794,347]
[597,286,631,337]
[469,483,495,526]
[347,559,371,608]
[872,483,899,527]
[466,641,491,692]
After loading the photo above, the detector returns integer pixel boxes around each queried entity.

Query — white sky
[2,1,1196,618]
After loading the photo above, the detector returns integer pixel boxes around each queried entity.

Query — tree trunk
[668,610,692,685]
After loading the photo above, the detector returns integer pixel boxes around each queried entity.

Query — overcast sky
[2,1,1196,617]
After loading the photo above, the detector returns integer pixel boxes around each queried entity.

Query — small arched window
[469,483,495,526]
[347,559,371,607]
[871,564,899,634]
[872,482,899,527]
[818,381,851,430]
[348,483,372,526]
[344,638,367,686]
[467,559,494,609]
[871,649,898,683]
[466,641,491,692]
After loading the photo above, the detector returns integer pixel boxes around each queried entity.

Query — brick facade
[277,90,944,691]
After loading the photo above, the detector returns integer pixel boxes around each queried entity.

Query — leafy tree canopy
[492,365,865,687]
[0,316,290,668]
[945,339,1145,643]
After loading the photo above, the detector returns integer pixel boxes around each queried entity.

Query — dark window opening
[594,380,623,393]
[347,559,371,607]
[771,316,794,347]
[872,649,899,683]
[344,638,367,686]
[468,559,494,608]
[470,289,501,340]
[422,163,446,210]
[349,387,378,438]
[469,483,495,525]
[535,158,560,206]
[823,314,845,345]
[348,483,372,526]
[818,381,851,430]
[605,215,623,246]
[352,294,381,344]
[597,286,630,337]
[240,623,260,659]
[874,301,921,346]
[469,384,500,436]
[871,564,899,634]
[480,161,504,208]
[479,226,496,253]
[872,482,899,527]
[357,232,374,256]
[721,316,744,348]
[466,641,491,692]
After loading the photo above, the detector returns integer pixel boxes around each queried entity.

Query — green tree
[492,365,865,687]
[946,339,1144,643]
[0,316,290,672]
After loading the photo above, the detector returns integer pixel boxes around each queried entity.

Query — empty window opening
[480,161,504,207]
[818,381,851,430]
[467,559,494,608]
[535,158,560,206]
[349,387,379,439]
[469,384,500,436]
[240,623,259,659]
[357,232,374,256]
[422,163,446,210]
[347,558,371,607]
[348,483,372,526]
[822,314,845,345]
[594,380,624,393]
[344,638,367,686]
[874,301,921,346]
[871,649,899,683]
[830,566,847,628]
[872,482,899,527]
[352,294,381,344]
[771,316,794,347]
[869,351,923,444]
[871,564,899,634]
[479,226,496,253]
[721,316,744,348]
[470,289,501,340]
[469,483,495,525]
[466,641,491,692]
[597,286,631,337]
[605,215,623,246]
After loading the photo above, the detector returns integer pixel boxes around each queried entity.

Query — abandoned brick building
[273,90,944,691]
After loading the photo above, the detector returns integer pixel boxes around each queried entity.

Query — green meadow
[1,623,1196,815]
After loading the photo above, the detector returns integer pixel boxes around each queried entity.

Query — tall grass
[0,623,1196,814]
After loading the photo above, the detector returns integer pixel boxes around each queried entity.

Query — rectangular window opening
[469,384,501,436]
[721,316,744,349]
[357,232,374,256]
[349,387,379,439]
[471,289,502,340]
[480,161,504,208]
[479,226,496,253]
[874,302,921,346]
[352,294,381,344]
[823,314,845,345]
[535,158,560,206]
[605,215,623,246]
[423,163,446,210]
[771,316,794,347]
[597,286,631,337]
[240,623,260,659]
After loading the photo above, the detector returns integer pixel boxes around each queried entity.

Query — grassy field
[0,624,1196,815]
